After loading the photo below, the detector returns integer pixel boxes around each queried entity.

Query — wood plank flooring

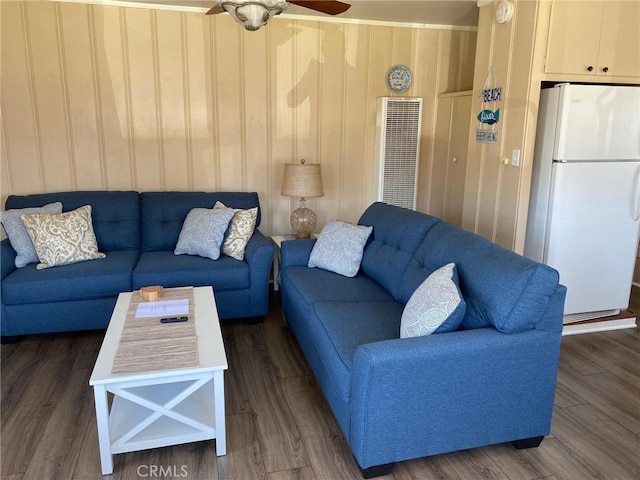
[1,288,639,480]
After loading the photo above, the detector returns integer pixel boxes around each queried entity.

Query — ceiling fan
[206,1,351,31]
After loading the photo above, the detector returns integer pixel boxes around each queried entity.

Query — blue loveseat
[1,191,275,338]
[280,202,566,477]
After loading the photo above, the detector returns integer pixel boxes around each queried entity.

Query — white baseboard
[562,317,637,336]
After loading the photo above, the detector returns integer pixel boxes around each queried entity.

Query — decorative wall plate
[386,64,412,94]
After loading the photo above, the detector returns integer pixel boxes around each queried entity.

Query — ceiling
[111,0,480,28]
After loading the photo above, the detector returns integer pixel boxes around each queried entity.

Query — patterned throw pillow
[20,205,106,270]
[308,220,373,277]
[213,201,258,260]
[0,202,63,268]
[174,208,235,261]
[400,263,466,338]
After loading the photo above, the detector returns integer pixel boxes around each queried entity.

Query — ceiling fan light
[218,0,289,30]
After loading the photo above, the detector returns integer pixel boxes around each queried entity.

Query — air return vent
[373,97,423,210]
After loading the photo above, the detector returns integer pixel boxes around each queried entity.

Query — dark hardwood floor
[1,288,639,480]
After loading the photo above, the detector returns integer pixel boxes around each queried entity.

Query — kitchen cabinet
[430,91,472,227]
[545,1,640,78]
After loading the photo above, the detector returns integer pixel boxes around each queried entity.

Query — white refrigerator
[524,83,640,321]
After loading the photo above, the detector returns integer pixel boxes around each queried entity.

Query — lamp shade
[281,160,324,198]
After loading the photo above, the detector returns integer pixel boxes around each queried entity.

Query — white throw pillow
[0,202,63,268]
[308,220,373,277]
[400,263,466,338]
[174,208,235,261]
[213,201,258,260]
[21,205,106,270]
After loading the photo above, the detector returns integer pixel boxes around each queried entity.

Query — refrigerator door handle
[634,164,640,221]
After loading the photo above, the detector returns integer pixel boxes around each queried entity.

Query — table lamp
[281,159,324,239]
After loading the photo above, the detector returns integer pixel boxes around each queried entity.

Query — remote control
[160,316,188,323]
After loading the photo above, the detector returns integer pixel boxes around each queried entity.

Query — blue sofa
[1,191,275,338]
[280,202,566,477]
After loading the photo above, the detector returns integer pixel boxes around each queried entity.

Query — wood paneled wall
[1,0,476,236]
[461,0,541,252]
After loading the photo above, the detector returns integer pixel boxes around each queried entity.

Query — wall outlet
[511,149,520,167]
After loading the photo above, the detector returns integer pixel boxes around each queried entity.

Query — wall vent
[373,97,423,210]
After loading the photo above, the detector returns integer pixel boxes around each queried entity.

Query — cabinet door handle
[602,66,609,73]
[587,65,594,71]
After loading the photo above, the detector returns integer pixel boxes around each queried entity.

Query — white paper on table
[135,299,189,318]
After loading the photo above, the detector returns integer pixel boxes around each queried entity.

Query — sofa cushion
[308,221,373,277]
[2,251,137,305]
[311,301,404,401]
[174,208,234,261]
[283,266,395,305]
[0,202,62,268]
[400,263,466,338]
[214,202,258,261]
[414,222,560,333]
[358,203,440,302]
[133,251,250,291]
[140,192,261,253]
[5,191,140,252]
[22,205,106,269]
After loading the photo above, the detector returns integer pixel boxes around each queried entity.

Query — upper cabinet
[545,1,640,78]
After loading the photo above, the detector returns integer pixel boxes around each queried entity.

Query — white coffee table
[89,286,227,475]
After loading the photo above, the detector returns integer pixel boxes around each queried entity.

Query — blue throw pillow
[0,202,63,268]
[308,220,373,277]
[400,262,466,338]
[174,208,234,261]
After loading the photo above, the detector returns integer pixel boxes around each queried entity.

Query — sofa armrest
[349,326,562,468]
[535,284,566,332]
[281,238,316,268]
[1,239,16,280]
[243,229,275,316]
[244,228,273,261]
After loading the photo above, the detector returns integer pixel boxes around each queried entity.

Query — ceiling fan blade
[288,0,351,15]
[206,5,225,15]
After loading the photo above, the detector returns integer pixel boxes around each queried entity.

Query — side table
[271,235,317,291]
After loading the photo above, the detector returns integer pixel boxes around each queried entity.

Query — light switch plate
[511,149,520,167]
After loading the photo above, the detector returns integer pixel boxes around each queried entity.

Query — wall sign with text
[477,108,500,125]
[476,68,501,144]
